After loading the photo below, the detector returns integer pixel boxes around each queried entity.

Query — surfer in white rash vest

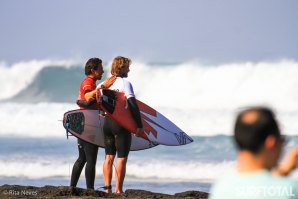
[70,58,115,192]
[101,56,145,194]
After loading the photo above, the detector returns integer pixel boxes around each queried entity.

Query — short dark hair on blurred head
[234,107,281,154]
[85,58,102,75]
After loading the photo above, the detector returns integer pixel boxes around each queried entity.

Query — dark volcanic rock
[0,185,208,199]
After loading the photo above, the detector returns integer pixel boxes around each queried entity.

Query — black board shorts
[103,116,132,158]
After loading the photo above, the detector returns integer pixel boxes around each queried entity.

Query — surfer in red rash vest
[70,58,115,192]
[101,56,145,194]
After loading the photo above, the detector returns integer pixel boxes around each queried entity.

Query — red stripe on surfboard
[137,100,160,138]
[137,100,157,117]
[141,113,161,138]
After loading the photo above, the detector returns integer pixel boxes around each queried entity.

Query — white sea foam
[0,102,76,137]
[0,156,234,181]
[0,102,297,137]
[127,160,236,181]
[1,157,296,182]
[0,59,78,100]
[0,59,298,136]
[1,59,298,110]
[129,60,298,112]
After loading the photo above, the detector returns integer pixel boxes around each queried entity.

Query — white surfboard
[99,89,194,146]
[62,109,158,151]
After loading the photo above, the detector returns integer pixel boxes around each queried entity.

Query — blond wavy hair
[111,56,131,76]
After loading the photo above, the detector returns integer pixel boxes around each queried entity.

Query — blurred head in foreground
[234,106,285,170]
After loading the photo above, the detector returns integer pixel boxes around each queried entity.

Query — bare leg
[115,157,128,193]
[103,155,115,193]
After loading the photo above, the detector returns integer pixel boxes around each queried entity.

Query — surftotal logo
[236,185,296,197]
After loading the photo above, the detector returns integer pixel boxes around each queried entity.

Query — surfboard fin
[65,120,73,139]
[98,110,106,117]
[65,122,70,139]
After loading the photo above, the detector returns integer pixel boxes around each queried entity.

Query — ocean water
[0,60,298,194]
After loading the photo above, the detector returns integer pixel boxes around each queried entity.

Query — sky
[0,0,298,64]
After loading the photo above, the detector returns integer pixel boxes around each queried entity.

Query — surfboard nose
[174,132,193,145]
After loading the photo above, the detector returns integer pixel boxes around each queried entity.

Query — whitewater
[0,59,298,137]
[0,59,298,194]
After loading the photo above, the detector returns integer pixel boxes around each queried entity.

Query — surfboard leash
[97,163,119,192]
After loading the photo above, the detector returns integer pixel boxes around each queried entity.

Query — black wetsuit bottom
[70,139,98,189]
[103,116,132,158]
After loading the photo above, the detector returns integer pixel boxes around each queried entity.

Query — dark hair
[85,58,102,75]
[234,107,280,154]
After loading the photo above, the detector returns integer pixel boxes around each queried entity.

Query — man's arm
[127,97,145,137]
[273,147,298,176]
[84,89,97,102]
[76,89,97,107]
